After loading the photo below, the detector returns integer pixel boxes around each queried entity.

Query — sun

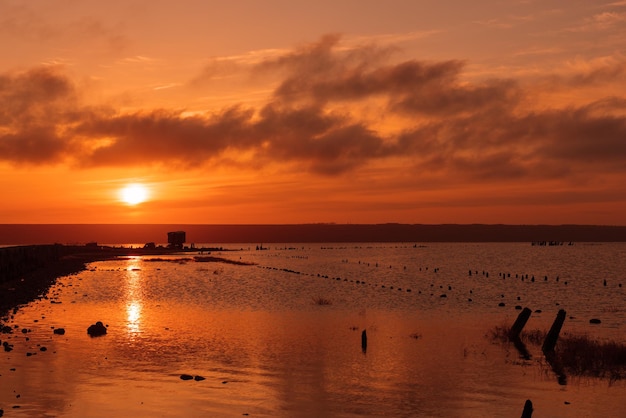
[120,183,149,205]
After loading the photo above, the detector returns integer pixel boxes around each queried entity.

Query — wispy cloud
[0,3,128,51]
[473,9,562,29]
[592,11,626,28]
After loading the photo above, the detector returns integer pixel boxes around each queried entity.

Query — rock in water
[87,321,107,337]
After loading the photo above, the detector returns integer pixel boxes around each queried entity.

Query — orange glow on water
[125,257,143,336]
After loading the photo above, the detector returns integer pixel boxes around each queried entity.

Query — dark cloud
[77,103,392,175]
[526,107,626,165]
[255,36,521,116]
[78,107,256,167]
[253,104,393,174]
[1,35,625,183]
[0,67,79,163]
[566,60,626,86]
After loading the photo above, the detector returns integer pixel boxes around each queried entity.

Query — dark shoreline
[0,246,198,318]
[0,254,93,317]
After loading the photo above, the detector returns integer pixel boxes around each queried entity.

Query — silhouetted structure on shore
[167,231,186,249]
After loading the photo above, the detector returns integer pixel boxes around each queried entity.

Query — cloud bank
[1,35,625,181]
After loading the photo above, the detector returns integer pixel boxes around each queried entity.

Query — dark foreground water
[1,243,625,417]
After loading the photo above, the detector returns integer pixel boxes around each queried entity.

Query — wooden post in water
[521,399,533,418]
[509,307,532,340]
[542,309,566,354]
[361,329,367,353]
[542,310,568,385]
[507,307,533,359]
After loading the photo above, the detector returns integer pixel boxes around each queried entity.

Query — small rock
[87,322,107,337]
[589,318,602,324]
[194,375,206,381]
[53,328,66,335]
[180,374,194,380]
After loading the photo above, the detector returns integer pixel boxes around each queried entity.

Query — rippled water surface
[1,243,625,417]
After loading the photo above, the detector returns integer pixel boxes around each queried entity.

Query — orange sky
[1,0,626,225]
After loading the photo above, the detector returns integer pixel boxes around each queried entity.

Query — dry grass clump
[557,335,626,380]
[489,323,546,345]
[312,296,332,306]
[489,323,626,380]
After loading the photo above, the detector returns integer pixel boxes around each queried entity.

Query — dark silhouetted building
[167,231,186,249]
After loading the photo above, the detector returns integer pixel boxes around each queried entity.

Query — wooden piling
[521,399,533,418]
[361,329,367,353]
[509,307,532,340]
[542,309,566,354]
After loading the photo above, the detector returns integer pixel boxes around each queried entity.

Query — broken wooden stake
[542,309,568,385]
[542,309,566,354]
[521,399,533,418]
[509,307,532,340]
[507,307,533,359]
[361,329,367,353]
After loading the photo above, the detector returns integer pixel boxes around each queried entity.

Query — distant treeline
[0,224,625,245]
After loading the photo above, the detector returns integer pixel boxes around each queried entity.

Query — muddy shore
[0,246,201,318]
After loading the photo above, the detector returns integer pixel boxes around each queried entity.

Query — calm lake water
[1,242,625,417]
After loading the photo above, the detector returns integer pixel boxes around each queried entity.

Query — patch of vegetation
[557,335,626,380]
[488,324,546,346]
[312,296,332,306]
[489,323,626,380]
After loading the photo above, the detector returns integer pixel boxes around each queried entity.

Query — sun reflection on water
[125,257,143,336]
